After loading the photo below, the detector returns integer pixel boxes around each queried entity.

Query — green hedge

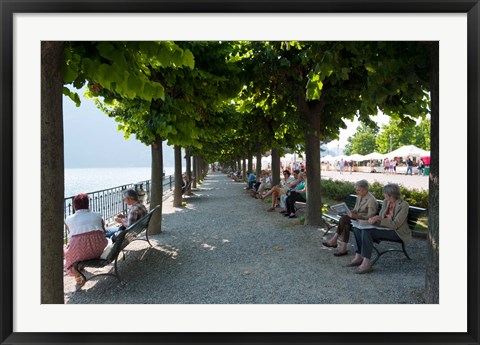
[320,179,428,209]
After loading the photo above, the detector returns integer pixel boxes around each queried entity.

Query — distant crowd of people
[228,168,308,219]
[328,156,427,176]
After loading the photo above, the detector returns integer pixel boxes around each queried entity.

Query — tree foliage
[63,41,194,106]
[375,117,431,153]
[344,117,430,155]
[344,123,378,155]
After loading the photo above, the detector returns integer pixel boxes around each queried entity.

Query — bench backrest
[347,194,426,230]
[105,205,160,262]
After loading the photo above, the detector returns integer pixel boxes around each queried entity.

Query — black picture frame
[1,1,479,344]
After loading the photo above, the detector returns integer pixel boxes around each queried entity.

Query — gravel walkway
[64,172,427,304]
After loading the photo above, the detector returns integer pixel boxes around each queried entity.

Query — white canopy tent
[321,154,335,162]
[333,155,348,162]
[362,152,385,161]
[261,155,271,170]
[384,145,430,159]
[346,153,365,161]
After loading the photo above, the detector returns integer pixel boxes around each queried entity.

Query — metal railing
[64,174,177,244]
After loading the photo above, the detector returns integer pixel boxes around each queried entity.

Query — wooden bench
[322,194,427,265]
[72,205,160,289]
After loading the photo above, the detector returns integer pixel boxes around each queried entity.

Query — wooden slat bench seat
[322,194,427,265]
[72,205,160,289]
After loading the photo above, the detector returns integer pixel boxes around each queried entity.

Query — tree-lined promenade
[64,172,428,304]
[42,40,438,304]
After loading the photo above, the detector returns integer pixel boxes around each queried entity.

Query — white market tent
[384,145,430,159]
[261,155,272,170]
[281,153,296,163]
[321,154,335,162]
[333,155,348,162]
[346,153,365,161]
[362,152,385,161]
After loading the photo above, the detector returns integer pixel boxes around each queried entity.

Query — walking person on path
[406,157,414,175]
[338,159,345,174]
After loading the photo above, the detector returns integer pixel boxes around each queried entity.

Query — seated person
[246,171,257,190]
[250,171,264,197]
[64,193,108,286]
[257,171,272,196]
[181,172,190,194]
[260,170,299,211]
[105,189,148,242]
[284,172,307,218]
[348,183,411,274]
[232,170,242,182]
[322,179,378,256]
[278,170,302,213]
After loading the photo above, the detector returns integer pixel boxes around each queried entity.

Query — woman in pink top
[64,194,108,286]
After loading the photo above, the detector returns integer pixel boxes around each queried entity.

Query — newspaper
[330,202,350,216]
[350,220,392,231]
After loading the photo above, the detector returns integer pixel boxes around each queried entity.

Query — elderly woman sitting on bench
[322,179,377,256]
[105,189,147,242]
[64,194,108,286]
[348,183,411,274]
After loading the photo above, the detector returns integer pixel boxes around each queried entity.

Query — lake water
[64,166,175,197]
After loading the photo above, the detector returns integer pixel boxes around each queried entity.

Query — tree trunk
[425,42,439,303]
[192,155,197,188]
[247,151,253,173]
[198,156,204,179]
[197,156,203,182]
[185,147,193,195]
[271,148,281,186]
[204,159,208,176]
[242,157,247,182]
[173,145,183,207]
[256,143,262,178]
[148,137,163,234]
[41,41,65,304]
[304,128,323,225]
[301,99,325,226]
